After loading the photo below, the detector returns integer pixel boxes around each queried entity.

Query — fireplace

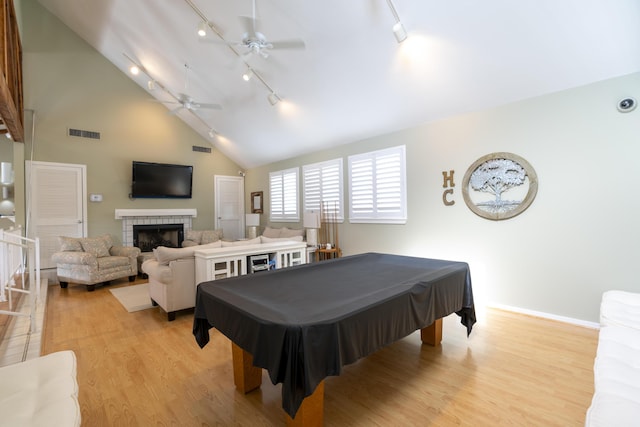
[133,224,184,252]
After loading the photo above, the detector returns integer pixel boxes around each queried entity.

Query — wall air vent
[68,128,101,140]
[192,145,212,153]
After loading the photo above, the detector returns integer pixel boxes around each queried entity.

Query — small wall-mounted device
[89,193,103,202]
[617,97,637,113]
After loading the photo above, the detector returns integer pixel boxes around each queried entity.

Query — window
[348,145,407,224]
[302,158,343,221]
[269,167,299,222]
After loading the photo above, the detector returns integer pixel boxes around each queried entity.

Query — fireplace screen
[133,224,184,252]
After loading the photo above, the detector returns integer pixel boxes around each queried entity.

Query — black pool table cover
[193,252,476,418]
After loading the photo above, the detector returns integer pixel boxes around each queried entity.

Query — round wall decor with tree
[462,152,538,220]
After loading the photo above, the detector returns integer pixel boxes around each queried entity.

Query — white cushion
[0,350,80,427]
[154,241,223,264]
[586,392,640,427]
[601,290,640,330]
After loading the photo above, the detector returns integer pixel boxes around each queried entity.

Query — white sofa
[142,233,305,321]
[585,290,640,426]
[0,350,80,426]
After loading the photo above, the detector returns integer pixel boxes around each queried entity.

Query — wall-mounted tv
[131,161,193,199]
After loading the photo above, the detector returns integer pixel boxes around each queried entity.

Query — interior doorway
[25,161,87,269]
[214,175,244,241]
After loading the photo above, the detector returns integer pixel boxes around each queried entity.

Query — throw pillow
[79,237,110,258]
[99,234,114,250]
[58,236,82,252]
[280,227,305,238]
[260,235,304,243]
[201,229,223,244]
[262,226,281,238]
[221,237,262,247]
[184,230,203,245]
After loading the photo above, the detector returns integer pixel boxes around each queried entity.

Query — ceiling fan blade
[194,102,223,110]
[270,39,306,50]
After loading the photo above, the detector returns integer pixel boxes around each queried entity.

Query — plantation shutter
[302,158,343,221]
[269,167,299,222]
[348,145,407,224]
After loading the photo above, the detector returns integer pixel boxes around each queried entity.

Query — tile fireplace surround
[115,209,197,247]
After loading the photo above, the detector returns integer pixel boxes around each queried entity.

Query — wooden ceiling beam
[0,0,23,143]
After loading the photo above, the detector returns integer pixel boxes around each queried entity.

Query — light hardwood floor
[42,277,598,426]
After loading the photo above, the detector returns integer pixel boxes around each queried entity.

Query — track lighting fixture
[386,0,408,43]
[197,21,208,37]
[267,92,280,106]
[129,65,140,75]
[147,80,156,91]
[242,68,253,82]
[208,129,218,138]
[185,0,286,110]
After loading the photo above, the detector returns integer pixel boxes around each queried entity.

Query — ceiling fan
[155,64,222,115]
[163,93,222,115]
[223,0,306,59]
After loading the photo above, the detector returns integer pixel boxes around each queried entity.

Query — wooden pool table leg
[285,380,325,427]
[231,342,262,393]
[420,318,443,346]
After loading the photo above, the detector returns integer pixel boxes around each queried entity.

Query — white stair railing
[0,226,41,333]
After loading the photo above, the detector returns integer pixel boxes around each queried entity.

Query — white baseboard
[487,302,600,329]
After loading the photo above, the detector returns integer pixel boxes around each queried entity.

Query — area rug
[109,283,154,313]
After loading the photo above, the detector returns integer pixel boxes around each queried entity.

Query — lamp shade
[303,211,320,229]
[1,162,12,184]
[245,213,260,227]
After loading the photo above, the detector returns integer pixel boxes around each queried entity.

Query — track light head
[267,92,280,106]
[242,68,253,82]
[197,21,208,37]
[393,22,408,43]
[129,65,140,75]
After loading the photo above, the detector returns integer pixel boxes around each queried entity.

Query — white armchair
[51,235,140,292]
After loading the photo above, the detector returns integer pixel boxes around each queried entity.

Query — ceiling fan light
[267,92,280,106]
[393,22,408,43]
[197,21,208,37]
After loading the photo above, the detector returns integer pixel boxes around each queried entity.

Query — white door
[26,161,87,269]
[214,175,244,240]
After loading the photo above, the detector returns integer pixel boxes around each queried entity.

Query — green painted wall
[18,0,241,242]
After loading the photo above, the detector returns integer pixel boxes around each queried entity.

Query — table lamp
[246,213,260,239]
[303,211,320,247]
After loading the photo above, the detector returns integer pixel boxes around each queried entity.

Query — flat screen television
[131,161,193,199]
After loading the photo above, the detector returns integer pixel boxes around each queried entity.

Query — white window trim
[302,158,344,222]
[269,167,299,222]
[348,145,407,224]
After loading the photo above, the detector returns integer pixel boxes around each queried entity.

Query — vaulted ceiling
[36,0,640,168]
